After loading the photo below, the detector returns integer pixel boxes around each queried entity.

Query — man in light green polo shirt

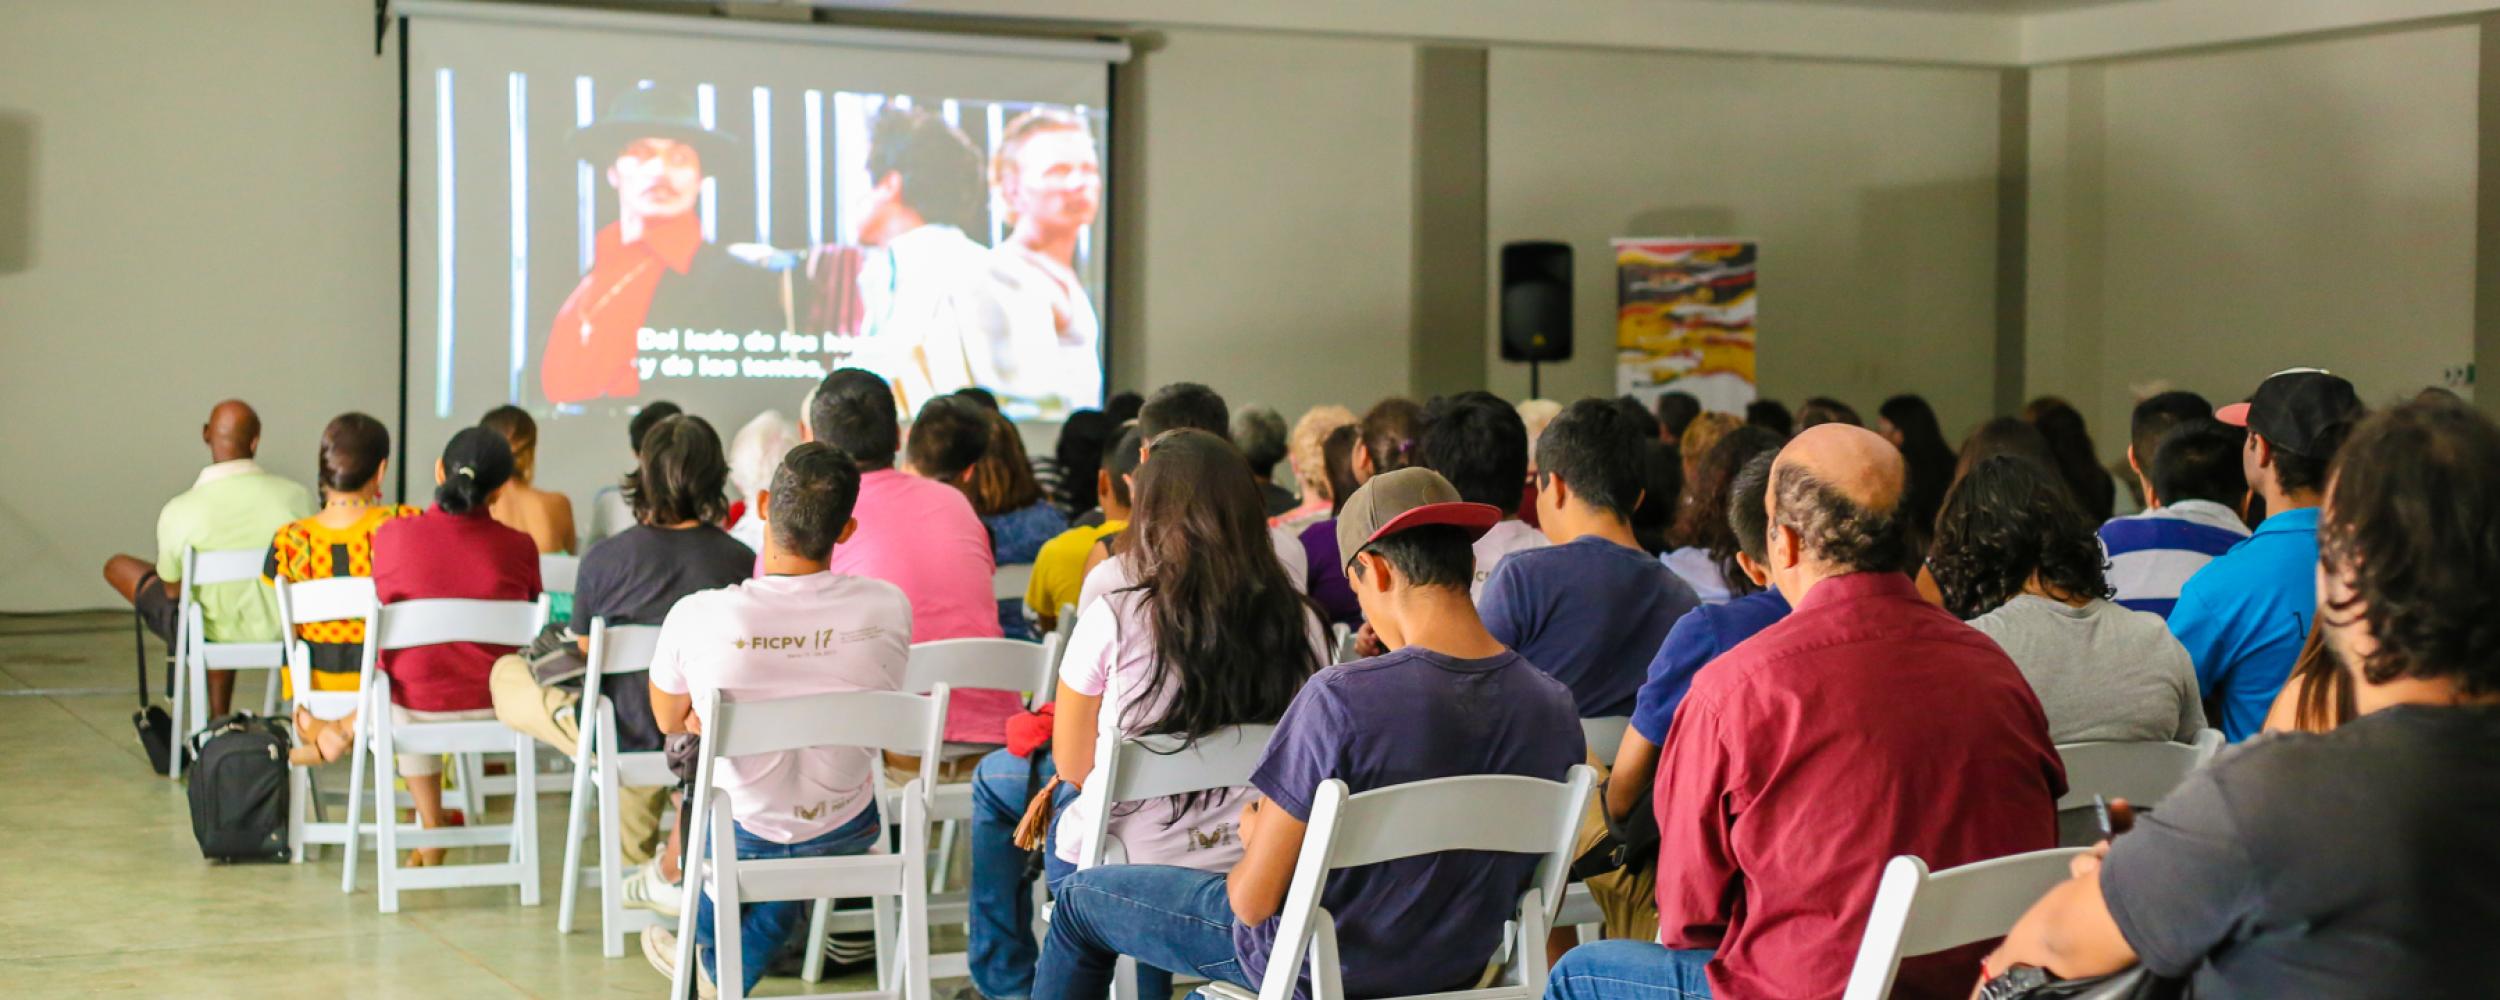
[104,400,314,718]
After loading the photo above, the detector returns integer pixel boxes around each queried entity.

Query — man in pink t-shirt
[646,441,913,996]
[798,368,1019,745]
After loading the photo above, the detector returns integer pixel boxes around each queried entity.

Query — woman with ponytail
[368,427,543,861]
[261,413,421,765]
[963,430,1326,1000]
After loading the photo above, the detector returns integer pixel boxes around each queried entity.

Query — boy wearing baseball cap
[1030,468,1582,1000]
[2169,368,2365,741]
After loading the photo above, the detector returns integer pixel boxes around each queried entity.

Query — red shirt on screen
[541,212,701,405]
[371,506,542,712]
[1651,570,2065,1000]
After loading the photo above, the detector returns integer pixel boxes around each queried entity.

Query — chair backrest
[187,547,268,587]
[372,598,546,651]
[2052,732,2220,813]
[539,553,582,593]
[994,562,1035,602]
[1253,767,1595,1000]
[902,637,1060,708]
[1579,716,1630,761]
[1079,724,1278,868]
[1331,626,1360,665]
[1839,848,2089,1000]
[576,618,666,759]
[272,576,377,718]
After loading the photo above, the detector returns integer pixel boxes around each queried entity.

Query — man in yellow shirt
[1025,426,1139,629]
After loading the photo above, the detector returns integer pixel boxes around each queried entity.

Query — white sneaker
[641,926,719,999]
[623,862,684,919]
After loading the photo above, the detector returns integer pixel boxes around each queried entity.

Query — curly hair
[2319,401,2500,695]
[1928,454,2112,620]
[1770,461,1915,577]
[1670,426,1785,591]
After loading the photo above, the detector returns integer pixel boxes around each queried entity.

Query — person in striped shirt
[2099,413,2249,618]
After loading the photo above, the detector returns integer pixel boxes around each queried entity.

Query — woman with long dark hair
[965,430,1325,1000]
[1877,393,1957,535]
[1928,455,2203,744]
[1660,426,1785,603]
[2029,401,2118,523]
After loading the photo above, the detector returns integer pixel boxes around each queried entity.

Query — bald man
[106,400,314,719]
[1544,425,2066,1000]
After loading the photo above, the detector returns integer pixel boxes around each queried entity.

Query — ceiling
[1741,0,2144,11]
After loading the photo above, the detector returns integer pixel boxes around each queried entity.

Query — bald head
[204,400,262,463]
[1766,424,1913,577]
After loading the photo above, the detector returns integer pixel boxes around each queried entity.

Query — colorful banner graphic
[1615,238,1757,413]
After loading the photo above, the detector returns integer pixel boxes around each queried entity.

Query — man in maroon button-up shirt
[1547,425,2065,1000]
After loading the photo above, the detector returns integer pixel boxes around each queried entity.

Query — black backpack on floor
[185,714,293,863]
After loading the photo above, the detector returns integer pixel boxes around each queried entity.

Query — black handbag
[133,611,177,776]
[1980,965,2186,1000]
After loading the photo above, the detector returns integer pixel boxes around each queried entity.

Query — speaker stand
[1529,359,1542,400]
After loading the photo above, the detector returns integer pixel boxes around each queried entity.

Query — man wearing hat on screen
[541,86,779,406]
[1028,468,1582,1000]
[2168,367,2367,741]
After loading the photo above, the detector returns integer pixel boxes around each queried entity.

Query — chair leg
[596,755,628,958]
[557,750,594,935]
[932,818,959,894]
[873,895,897,992]
[261,668,280,717]
[712,806,745,1000]
[169,651,189,781]
[515,737,541,907]
[288,764,308,864]
[342,720,370,894]
[802,899,830,982]
[375,736,401,914]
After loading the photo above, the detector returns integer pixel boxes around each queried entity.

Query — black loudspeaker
[1500,241,1573,363]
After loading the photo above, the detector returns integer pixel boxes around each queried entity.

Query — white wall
[0,0,397,611]
[1109,29,1418,423]
[1485,48,2008,436]
[2025,23,2479,456]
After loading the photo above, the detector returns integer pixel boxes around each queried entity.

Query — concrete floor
[0,611,931,999]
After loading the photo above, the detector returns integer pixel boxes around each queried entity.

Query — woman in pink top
[965,429,1326,1000]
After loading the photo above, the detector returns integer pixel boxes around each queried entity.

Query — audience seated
[965,430,1326,1000]
[1612,395,1665,443]
[1548,424,2061,1000]
[1931,455,2205,744]
[1103,390,1143,427]
[1232,405,1299,518]
[1351,396,1426,483]
[104,399,315,720]
[963,409,1068,568]
[1296,423,1366,626]
[1597,450,1788,941]
[1953,416,2059,485]
[639,442,906,997]
[1047,408,1111,524]
[1417,392,1547,598]
[2169,368,2363,741]
[1025,426,1139,633]
[1272,405,1355,532]
[809,369,1013,746]
[489,413,751,902]
[1660,426,1784,605]
[2028,401,2119,524]
[1627,439,1682,557]
[261,413,419,765]
[1983,400,2500,995]
[1743,398,1793,438]
[370,428,544,863]
[1875,392,1956,542]
[1676,410,1741,489]
[1031,468,1580,1000]
[1651,391,1700,444]
[1794,396,1860,429]
[479,405,577,556]
[1076,383,1309,614]
[1480,399,1699,718]
[2100,414,2249,618]
[724,410,800,554]
[588,401,683,545]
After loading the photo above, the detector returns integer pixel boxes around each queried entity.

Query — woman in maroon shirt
[370,426,542,863]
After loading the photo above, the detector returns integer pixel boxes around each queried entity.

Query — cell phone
[2092,794,2145,839]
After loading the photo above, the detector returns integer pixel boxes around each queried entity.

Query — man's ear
[606,163,622,190]
[1735,550,1773,588]
[1351,550,1392,594]
[1770,521,1802,570]
[1097,468,1114,501]
[755,489,772,523]
[836,517,859,545]
[433,458,447,486]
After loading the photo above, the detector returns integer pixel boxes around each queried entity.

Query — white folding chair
[1578,716,1630,762]
[1553,716,1633,936]
[805,636,1062,981]
[1331,624,1358,664]
[535,553,580,629]
[272,576,378,866]
[1078,723,1278,1000]
[2052,730,2224,846]
[555,618,673,957]
[346,597,547,913]
[673,685,950,1000]
[1200,766,1597,1000]
[170,547,287,775]
[993,562,1035,603]
[1839,848,2090,1000]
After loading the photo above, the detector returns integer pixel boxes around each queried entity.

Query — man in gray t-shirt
[1970,595,2204,745]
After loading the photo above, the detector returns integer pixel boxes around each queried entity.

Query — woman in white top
[1931,454,2206,745]
[965,429,1325,1000]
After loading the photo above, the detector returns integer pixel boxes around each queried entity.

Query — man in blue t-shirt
[1480,399,1700,718]
[2169,368,2364,740]
[1031,468,1582,1000]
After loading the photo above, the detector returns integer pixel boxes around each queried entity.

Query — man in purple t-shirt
[1031,468,1583,1000]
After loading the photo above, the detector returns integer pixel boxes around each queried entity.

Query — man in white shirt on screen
[987,108,1105,415]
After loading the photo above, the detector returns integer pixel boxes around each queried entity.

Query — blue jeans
[975,749,1179,999]
[1545,941,1715,1000]
[697,803,885,994]
[1034,865,1250,1000]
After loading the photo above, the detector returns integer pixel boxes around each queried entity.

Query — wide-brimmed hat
[569,86,739,168]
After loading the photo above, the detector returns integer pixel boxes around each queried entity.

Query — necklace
[324,497,377,511]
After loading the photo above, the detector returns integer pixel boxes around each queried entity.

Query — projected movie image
[435,75,1106,424]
